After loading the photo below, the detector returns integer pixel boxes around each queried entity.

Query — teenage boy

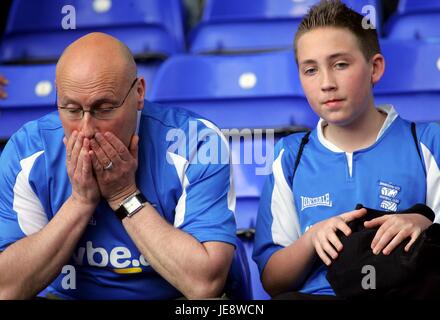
[253,0,440,298]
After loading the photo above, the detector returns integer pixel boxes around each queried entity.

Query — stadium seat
[137,60,163,98]
[150,50,318,130]
[374,40,440,122]
[190,0,382,54]
[385,0,440,40]
[240,237,271,300]
[224,237,253,300]
[232,135,272,300]
[0,64,56,140]
[0,0,185,63]
[231,130,303,300]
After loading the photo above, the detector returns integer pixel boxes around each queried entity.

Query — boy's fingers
[340,208,367,223]
[328,232,344,252]
[382,230,407,255]
[336,220,352,237]
[322,241,338,260]
[314,242,331,266]
[372,227,396,255]
[404,234,419,252]
[364,215,388,228]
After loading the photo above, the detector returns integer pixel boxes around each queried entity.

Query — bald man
[0,33,236,299]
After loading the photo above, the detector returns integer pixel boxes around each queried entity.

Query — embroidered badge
[378,181,401,212]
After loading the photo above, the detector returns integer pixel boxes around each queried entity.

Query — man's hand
[307,208,367,266]
[89,132,139,209]
[364,213,432,255]
[0,74,8,99]
[64,131,101,207]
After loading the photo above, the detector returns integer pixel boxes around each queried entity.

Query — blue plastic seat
[385,0,440,40]
[0,64,56,140]
[224,237,253,300]
[0,0,184,63]
[137,60,163,99]
[240,237,270,300]
[374,40,440,122]
[190,0,382,54]
[397,0,440,13]
[150,50,318,129]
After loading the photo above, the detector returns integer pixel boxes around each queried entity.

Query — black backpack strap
[411,122,426,176]
[293,131,311,179]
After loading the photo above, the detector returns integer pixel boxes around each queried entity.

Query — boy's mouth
[323,98,345,107]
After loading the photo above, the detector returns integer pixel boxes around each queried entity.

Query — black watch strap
[115,192,148,221]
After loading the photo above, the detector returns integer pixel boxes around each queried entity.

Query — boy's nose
[320,71,337,92]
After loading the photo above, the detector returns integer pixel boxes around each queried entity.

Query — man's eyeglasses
[57,78,138,120]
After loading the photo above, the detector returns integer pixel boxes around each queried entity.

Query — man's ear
[370,53,385,86]
[136,77,146,111]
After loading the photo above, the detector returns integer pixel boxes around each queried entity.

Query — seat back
[0,64,56,140]
[385,0,440,40]
[224,237,253,300]
[374,40,440,122]
[190,0,382,53]
[150,51,318,129]
[1,0,184,62]
[397,0,440,14]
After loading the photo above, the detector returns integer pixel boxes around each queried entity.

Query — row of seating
[3,39,439,140]
[3,0,440,64]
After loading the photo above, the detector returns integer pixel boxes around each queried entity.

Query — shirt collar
[316,104,399,152]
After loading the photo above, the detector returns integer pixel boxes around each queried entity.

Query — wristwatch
[115,191,148,221]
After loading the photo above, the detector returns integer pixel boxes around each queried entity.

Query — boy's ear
[370,53,385,85]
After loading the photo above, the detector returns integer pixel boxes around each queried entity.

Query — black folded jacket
[326,204,440,299]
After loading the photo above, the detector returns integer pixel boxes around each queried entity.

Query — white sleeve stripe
[168,152,190,227]
[197,118,230,153]
[197,118,235,212]
[421,143,440,223]
[13,150,48,236]
[271,149,301,246]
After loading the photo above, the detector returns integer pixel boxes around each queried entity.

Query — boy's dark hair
[294,0,381,63]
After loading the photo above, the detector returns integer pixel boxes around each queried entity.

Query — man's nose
[80,112,96,139]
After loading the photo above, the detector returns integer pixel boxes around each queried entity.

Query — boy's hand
[307,208,367,266]
[364,213,432,255]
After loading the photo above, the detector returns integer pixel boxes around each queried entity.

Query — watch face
[123,197,143,214]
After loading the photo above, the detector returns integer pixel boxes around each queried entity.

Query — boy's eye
[304,67,317,76]
[334,62,349,69]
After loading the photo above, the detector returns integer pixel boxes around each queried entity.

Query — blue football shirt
[0,101,236,299]
[253,105,440,295]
